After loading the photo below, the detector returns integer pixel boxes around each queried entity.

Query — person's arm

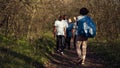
[63,21,67,38]
[72,28,75,38]
[64,27,66,38]
[53,21,57,38]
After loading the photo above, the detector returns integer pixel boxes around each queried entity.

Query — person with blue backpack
[66,18,74,50]
[75,7,96,65]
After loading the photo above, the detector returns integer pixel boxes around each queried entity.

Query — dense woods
[0,0,119,41]
[0,0,120,68]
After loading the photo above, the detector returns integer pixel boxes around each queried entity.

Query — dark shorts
[76,36,88,41]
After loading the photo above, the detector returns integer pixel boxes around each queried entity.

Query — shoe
[60,52,65,56]
[76,58,83,65]
[81,62,85,65]
[56,50,60,53]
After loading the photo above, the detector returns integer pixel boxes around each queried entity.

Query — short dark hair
[63,14,68,20]
[58,15,63,21]
[79,7,89,15]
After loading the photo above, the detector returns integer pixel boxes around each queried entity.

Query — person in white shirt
[63,15,68,28]
[53,15,66,55]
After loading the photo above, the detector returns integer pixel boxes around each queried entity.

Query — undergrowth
[88,41,120,68]
[0,32,55,68]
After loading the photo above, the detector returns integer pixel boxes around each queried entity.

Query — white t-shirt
[77,15,85,21]
[54,20,66,35]
[63,19,68,28]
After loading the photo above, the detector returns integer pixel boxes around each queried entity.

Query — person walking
[53,15,67,55]
[66,18,74,50]
[75,7,96,65]
[73,16,77,49]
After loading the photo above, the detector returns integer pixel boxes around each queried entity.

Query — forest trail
[46,43,105,68]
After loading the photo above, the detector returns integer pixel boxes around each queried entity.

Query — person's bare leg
[81,41,87,64]
[76,41,82,59]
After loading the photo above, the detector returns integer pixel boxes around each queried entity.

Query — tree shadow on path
[47,43,106,68]
[0,47,45,68]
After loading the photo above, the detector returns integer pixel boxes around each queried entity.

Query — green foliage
[0,32,55,68]
[0,0,119,67]
[0,0,119,41]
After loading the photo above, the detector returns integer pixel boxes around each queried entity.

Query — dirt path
[46,45,105,68]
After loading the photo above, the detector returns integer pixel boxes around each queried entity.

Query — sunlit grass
[0,32,55,68]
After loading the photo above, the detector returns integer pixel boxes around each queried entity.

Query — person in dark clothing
[66,18,74,50]
[73,16,77,49]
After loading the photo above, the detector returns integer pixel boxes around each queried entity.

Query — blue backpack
[77,16,96,38]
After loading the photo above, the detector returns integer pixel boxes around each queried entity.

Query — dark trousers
[66,37,71,49]
[56,35,65,52]
[74,35,77,49]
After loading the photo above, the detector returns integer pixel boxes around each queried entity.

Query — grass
[0,32,55,68]
[88,41,120,68]
[0,32,120,68]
